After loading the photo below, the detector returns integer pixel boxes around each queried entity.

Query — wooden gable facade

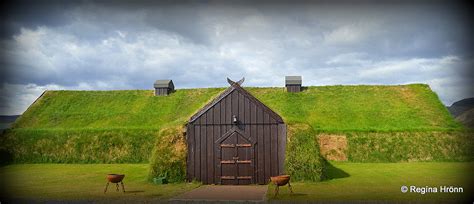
[186,78,287,185]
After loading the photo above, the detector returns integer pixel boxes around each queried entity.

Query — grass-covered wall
[285,123,325,181]
[0,128,157,163]
[148,126,187,183]
[344,131,474,162]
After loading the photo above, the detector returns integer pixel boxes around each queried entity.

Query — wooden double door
[216,129,255,185]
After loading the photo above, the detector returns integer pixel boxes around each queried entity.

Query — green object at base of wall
[153,177,168,184]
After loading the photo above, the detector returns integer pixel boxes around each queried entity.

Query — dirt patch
[171,185,268,202]
[318,134,348,161]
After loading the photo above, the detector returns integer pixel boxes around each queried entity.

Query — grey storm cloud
[0,0,473,115]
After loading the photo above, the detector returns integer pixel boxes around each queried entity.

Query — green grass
[285,123,325,181]
[249,84,462,132]
[0,128,158,163]
[2,163,471,202]
[13,89,223,129]
[11,84,462,131]
[344,131,474,162]
[148,126,187,182]
[0,164,199,201]
[269,162,474,202]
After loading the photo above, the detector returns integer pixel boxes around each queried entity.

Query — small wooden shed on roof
[154,80,174,96]
[285,76,302,92]
[186,78,287,185]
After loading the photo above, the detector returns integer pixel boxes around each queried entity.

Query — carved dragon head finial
[227,77,245,86]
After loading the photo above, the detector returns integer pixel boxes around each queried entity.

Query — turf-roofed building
[0,77,471,184]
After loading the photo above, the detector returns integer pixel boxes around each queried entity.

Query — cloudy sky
[1,0,473,115]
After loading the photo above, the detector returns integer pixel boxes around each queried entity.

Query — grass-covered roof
[13,84,461,132]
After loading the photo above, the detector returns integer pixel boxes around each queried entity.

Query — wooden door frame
[215,127,256,184]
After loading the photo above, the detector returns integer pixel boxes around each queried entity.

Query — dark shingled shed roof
[285,76,302,85]
[154,80,173,88]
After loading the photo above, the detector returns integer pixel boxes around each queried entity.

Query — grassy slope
[249,84,461,132]
[0,164,199,201]
[13,89,224,129]
[12,84,461,131]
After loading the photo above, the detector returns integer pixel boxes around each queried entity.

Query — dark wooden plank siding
[186,124,194,181]
[220,98,225,124]
[231,91,238,119]
[286,85,301,92]
[238,92,244,124]
[213,103,221,183]
[194,125,201,181]
[278,124,287,175]
[155,88,170,96]
[263,113,271,181]
[256,107,265,184]
[186,86,286,185]
[225,93,231,124]
[244,97,250,125]
[270,124,278,176]
[200,118,206,183]
[250,101,256,124]
[206,110,213,184]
